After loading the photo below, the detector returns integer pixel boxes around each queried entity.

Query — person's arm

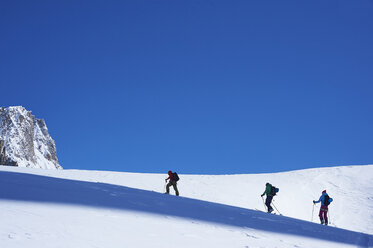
[313,195,322,204]
[261,188,266,197]
[261,185,270,196]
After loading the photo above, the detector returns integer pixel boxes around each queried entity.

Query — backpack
[324,194,331,206]
[172,172,180,182]
[270,186,279,196]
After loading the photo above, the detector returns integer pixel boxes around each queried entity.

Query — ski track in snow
[0,165,373,248]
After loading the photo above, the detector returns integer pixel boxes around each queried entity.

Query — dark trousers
[265,195,273,212]
[319,205,328,224]
[166,180,179,196]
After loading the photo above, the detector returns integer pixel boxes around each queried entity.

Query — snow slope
[0,165,372,248]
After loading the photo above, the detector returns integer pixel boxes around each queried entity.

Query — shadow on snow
[0,171,372,247]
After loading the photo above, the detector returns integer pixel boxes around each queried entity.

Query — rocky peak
[0,106,62,169]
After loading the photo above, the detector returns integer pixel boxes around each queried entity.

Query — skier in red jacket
[165,171,179,196]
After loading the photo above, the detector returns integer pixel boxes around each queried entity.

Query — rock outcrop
[0,106,62,169]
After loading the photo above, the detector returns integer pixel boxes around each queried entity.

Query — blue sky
[1,1,373,174]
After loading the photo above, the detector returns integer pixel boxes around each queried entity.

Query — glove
[261,194,264,197]
[313,200,315,204]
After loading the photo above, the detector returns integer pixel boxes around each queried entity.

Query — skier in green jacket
[261,183,274,213]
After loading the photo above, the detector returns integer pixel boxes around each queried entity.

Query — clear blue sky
[1,1,373,174]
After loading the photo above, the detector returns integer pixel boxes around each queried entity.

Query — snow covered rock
[0,106,62,169]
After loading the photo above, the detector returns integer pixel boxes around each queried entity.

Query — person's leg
[323,206,328,225]
[265,196,273,212]
[166,181,172,194]
[319,208,324,224]
[172,182,179,196]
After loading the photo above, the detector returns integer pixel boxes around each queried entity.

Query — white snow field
[0,165,372,248]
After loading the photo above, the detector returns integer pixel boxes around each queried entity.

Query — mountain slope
[0,165,372,248]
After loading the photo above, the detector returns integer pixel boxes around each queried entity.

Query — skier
[313,190,333,225]
[165,171,179,196]
[261,183,275,213]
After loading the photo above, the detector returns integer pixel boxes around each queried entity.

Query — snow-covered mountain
[0,165,372,247]
[0,106,61,169]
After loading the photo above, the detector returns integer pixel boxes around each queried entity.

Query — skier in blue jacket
[313,190,333,225]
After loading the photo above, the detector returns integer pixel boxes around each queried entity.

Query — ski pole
[328,208,331,224]
[311,203,315,222]
[261,196,267,211]
[272,200,282,215]
[164,181,167,193]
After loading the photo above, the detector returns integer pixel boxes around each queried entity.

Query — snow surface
[0,165,372,247]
